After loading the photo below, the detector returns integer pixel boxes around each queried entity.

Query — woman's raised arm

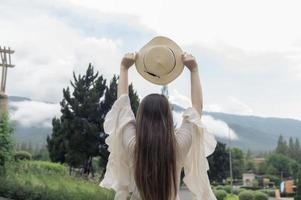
[117,52,136,98]
[182,53,203,116]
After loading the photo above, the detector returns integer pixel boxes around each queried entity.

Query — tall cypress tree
[276,135,288,155]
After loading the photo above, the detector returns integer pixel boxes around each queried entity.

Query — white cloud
[173,111,238,140]
[205,96,253,116]
[9,100,60,127]
[169,89,191,108]
[202,115,238,140]
[1,1,123,102]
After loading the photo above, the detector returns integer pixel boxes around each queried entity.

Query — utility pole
[161,85,169,99]
[229,127,234,195]
[0,46,15,115]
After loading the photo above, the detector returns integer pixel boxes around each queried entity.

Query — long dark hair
[134,93,178,200]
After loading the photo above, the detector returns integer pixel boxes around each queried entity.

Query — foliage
[239,190,254,200]
[276,135,301,163]
[10,160,67,175]
[259,189,275,197]
[296,172,301,200]
[265,153,300,178]
[0,160,114,200]
[0,112,14,174]
[214,190,228,200]
[14,151,32,161]
[208,142,230,183]
[253,191,268,200]
[233,188,246,195]
[225,194,239,200]
[47,64,140,176]
[230,148,245,179]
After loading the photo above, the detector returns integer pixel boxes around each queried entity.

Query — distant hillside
[7,96,301,152]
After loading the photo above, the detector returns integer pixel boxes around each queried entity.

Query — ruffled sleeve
[181,107,217,200]
[99,94,136,199]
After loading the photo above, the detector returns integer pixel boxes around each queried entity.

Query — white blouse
[99,94,217,200]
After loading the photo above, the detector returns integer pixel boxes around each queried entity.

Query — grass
[0,160,115,200]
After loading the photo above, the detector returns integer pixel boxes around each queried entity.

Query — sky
[1,0,301,126]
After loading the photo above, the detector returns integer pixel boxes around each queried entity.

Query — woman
[100,52,217,200]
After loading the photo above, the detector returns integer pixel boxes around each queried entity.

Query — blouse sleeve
[180,107,217,200]
[99,94,136,200]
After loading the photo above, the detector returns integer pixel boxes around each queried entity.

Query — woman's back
[99,52,217,200]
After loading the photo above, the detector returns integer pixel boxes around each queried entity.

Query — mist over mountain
[8,96,301,152]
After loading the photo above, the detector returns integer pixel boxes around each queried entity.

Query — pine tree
[47,118,67,163]
[289,137,294,158]
[47,64,140,176]
[276,135,288,155]
[47,64,107,175]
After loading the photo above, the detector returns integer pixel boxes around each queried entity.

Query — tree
[276,135,288,155]
[47,118,67,163]
[266,153,298,178]
[47,64,140,176]
[0,113,14,174]
[245,150,256,172]
[98,76,140,176]
[230,147,245,178]
[48,64,107,175]
[296,171,301,200]
[208,142,229,183]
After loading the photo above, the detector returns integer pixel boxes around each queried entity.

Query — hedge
[253,191,268,200]
[214,190,228,200]
[239,190,254,200]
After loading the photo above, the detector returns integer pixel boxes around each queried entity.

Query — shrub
[233,188,246,195]
[225,194,239,200]
[253,191,268,200]
[239,190,254,200]
[259,189,275,197]
[13,160,67,175]
[223,185,232,193]
[215,190,228,200]
[14,151,32,161]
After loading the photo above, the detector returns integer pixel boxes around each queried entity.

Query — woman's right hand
[121,52,137,70]
[182,52,198,72]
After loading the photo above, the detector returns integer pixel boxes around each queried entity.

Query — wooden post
[0,46,15,115]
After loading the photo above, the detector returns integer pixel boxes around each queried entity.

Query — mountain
[7,96,301,152]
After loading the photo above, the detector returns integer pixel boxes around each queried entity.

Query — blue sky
[1,0,301,121]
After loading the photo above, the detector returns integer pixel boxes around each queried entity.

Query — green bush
[225,194,239,200]
[239,190,254,200]
[259,189,275,197]
[12,160,67,175]
[253,191,268,200]
[215,190,228,200]
[233,188,246,195]
[14,151,32,161]
[223,185,232,193]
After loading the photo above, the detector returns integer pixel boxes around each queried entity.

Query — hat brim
[135,36,184,85]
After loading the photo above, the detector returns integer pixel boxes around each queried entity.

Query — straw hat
[135,36,184,85]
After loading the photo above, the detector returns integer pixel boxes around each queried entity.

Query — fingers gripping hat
[135,36,184,85]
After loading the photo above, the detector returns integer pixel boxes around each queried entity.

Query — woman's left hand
[121,52,137,70]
